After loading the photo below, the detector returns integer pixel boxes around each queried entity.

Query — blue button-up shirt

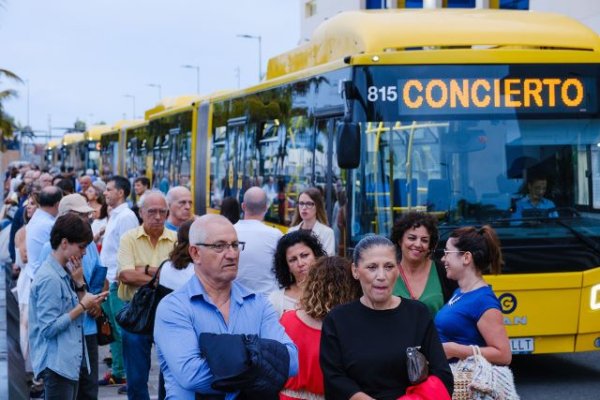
[513,196,558,220]
[38,242,107,335]
[154,277,299,400]
[29,254,88,381]
[25,208,56,279]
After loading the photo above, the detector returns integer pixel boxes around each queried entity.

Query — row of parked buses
[46,9,600,356]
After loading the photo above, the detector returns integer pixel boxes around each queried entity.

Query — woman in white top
[288,187,335,256]
[159,219,195,291]
[268,230,326,317]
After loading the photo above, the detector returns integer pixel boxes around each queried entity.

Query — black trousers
[43,368,79,400]
[77,334,98,400]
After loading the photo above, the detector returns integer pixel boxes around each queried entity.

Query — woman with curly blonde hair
[279,256,359,400]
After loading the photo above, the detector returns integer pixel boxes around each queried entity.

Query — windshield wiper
[552,218,600,257]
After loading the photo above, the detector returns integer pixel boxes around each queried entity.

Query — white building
[299,0,600,42]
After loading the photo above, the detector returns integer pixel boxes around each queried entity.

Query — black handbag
[115,260,169,335]
[406,346,429,385]
[96,310,114,346]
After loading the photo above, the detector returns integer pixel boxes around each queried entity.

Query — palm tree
[0,68,23,147]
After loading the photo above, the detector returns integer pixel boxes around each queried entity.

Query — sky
[0,0,300,140]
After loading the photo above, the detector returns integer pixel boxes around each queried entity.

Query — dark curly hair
[169,219,194,269]
[272,230,326,289]
[390,211,439,260]
[300,256,360,320]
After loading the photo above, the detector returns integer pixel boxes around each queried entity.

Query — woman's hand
[80,291,109,310]
[69,256,84,285]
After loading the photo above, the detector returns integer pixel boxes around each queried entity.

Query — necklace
[448,279,485,306]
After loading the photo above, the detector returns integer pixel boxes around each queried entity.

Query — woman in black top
[320,235,452,400]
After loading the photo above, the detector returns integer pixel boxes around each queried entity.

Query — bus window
[178,132,192,188]
[259,120,285,223]
[281,115,312,224]
[210,125,228,208]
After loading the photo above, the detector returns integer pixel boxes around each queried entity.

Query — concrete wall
[530,0,600,33]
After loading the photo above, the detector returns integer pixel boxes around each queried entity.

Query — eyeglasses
[442,250,465,255]
[195,241,245,253]
[298,201,315,209]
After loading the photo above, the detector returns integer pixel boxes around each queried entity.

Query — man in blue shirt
[512,174,558,220]
[164,186,193,232]
[154,214,298,400]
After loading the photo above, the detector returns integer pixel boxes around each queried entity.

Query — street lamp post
[123,94,136,119]
[147,83,162,100]
[181,65,200,94]
[237,34,262,82]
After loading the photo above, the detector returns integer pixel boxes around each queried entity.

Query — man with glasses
[154,214,298,399]
[117,190,177,400]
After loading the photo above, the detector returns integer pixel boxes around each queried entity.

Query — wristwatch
[75,282,87,293]
[145,265,151,276]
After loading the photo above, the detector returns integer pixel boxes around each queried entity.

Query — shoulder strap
[150,259,170,285]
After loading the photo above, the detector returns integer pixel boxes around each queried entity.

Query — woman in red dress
[279,256,360,400]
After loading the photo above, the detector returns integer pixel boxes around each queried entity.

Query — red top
[279,310,324,399]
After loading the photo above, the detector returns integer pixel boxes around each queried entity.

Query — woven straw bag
[450,345,519,400]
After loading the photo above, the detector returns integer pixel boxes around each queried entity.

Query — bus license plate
[510,338,534,354]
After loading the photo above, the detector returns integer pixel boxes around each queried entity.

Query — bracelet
[79,301,87,311]
[145,265,150,276]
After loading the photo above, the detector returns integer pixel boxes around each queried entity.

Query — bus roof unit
[267,9,600,80]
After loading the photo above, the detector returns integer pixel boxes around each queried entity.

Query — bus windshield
[350,64,600,273]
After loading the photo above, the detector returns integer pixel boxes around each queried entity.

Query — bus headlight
[591,284,600,310]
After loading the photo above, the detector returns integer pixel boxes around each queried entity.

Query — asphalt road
[512,352,600,399]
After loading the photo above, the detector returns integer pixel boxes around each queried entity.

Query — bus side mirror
[336,121,361,169]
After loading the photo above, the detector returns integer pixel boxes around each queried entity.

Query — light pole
[234,66,241,89]
[123,94,136,119]
[26,79,30,127]
[147,83,162,100]
[237,34,262,82]
[181,65,200,94]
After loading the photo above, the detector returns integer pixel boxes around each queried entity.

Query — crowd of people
[1,161,514,400]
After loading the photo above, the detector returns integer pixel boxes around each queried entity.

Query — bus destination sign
[367,77,597,116]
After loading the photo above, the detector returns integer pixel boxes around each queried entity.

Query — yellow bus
[83,125,111,174]
[44,139,61,169]
[99,120,144,180]
[142,95,200,192]
[61,132,85,173]
[107,9,600,354]
[204,9,600,354]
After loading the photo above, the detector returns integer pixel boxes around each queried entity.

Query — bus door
[313,111,346,256]
[226,117,247,203]
[168,127,181,186]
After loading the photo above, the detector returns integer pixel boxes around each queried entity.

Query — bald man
[234,187,282,294]
[165,186,193,231]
